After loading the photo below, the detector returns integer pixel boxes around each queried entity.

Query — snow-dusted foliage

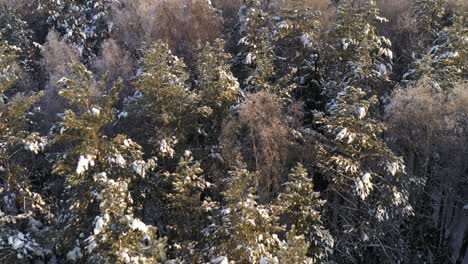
[42,0,112,63]
[0,3,41,78]
[314,83,412,262]
[322,0,395,100]
[0,36,48,262]
[411,14,467,90]
[234,0,277,92]
[121,41,199,157]
[194,39,241,140]
[276,164,333,261]
[1,0,466,262]
[50,63,165,262]
[204,159,312,263]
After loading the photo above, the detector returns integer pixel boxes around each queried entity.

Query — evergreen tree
[206,159,316,263]
[51,64,166,262]
[324,0,393,98]
[123,41,199,158]
[163,150,217,261]
[42,0,112,63]
[273,2,324,110]
[206,159,281,263]
[276,226,313,264]
[413,0,449,39]
[235,0,276,92]
[411,14,467,90]
[194,39,240,142]
[0,37,48,262]
[277,164,333,261]
[313,84,412,263]
[0,2,42,81]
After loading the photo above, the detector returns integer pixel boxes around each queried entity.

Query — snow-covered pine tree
[324,0,393,98]
[313,83,413,263]
[412,13,467,91]
[42,0,112,63]
[413,0,449,40]
[165,150,217,261]
[194,39,240,142]
[235,0,276,92]
[305,6,412,260]
[122,41,199,158]
[206,159,281,263]
[272,1,324,109]
[276,163,333,262]
[51,64,166,262]
[0,2,41,81]
[206,159,318,263]
[276,225,314,264]
[0,37,48,262]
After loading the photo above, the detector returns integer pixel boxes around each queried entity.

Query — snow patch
[244,53,253,65]
[76,155,95,175]
[130,218,148,233]
[93,214,109,235]
[159,139,175,158]
[211,256,228,264]
[357,107,366,119]
[132,160,147,178]
[118,111,128,119]
[335,128,348,141]
[300,33,311,48]
[355,173,373,200]
[66,247,82,261]
[91,107,101,116]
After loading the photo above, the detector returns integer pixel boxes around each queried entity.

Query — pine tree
[123,41,199,158]
[206,159,319,263]
[235,0,276,92]
[206,159,281,263]
[165,150,216,261]
[0,37,48,261]
[313,84,412,263]
[276,226,314,264]
[51,64,166,262]
[0,2,42,80]
[307,4,413,260]
[412,13,467,91]
[273,2,324,110]
[42,0,112,63]
[413,0,449,39]
[277,164,333,261]
[325,0,393,98]
[194,39,240,141]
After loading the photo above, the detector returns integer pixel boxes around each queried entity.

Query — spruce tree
[325,0,393,98]
[276,164,333,261]
[165,150,216,262]
[413,0,449,39]
[236,0,276,92]
[0,3,41,80]
[51,64,166,262]
[412,13,467,91]
[123,41,199,158]
[42,0,112,63]
[194,39,240,142]
[276,226,313,264]
[273,2,324,109]
[206,159,281,263]
[0,38,48,261]
[313,84,412,263]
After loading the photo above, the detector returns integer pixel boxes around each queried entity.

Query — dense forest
[0,0,467,263]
